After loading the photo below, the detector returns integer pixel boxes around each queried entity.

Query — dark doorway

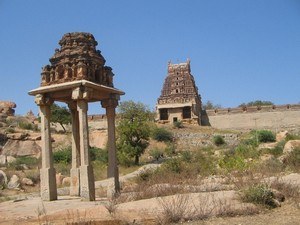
[183,106,191,119]
[160,108,168,120]
[173,117,178,122]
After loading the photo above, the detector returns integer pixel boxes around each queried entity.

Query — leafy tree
[239,100,274,107]
[51,103,71,133]
[202,100,222,110]
[117,101,153,165]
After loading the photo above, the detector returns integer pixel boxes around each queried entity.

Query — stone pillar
[101,96,120,195]
[72,87,95,201]
[68,102,80,196]
[35,94,57,201]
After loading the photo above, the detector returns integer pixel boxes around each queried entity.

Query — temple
[156,60,202,125]
[29,32,124,201]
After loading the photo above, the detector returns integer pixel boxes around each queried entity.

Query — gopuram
[29,32,124,201]
[156,60,202,125]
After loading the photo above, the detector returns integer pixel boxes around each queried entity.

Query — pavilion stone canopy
[41,32,114,88]
[156,60,202,125]
[29,32,124,201]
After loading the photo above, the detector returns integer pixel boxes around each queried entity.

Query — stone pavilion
[29,32,124,201]
[156,60,202,124]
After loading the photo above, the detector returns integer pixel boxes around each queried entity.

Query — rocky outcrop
[22,177,34,186]
[0,101,16,119]
[283,140,300,154]
[89,129,108,149]
[0,170,7,187]
[276,130,289,142]
[2,139,41,158]
[56,173,65,186]
[7,174,20,189]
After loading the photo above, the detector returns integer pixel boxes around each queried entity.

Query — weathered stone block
[40,167,57,201]
[79,165,95,201]
[70,168,80,196]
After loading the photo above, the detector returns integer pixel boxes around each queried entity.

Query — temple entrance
[183,106,191,119]
[159,108,168,120]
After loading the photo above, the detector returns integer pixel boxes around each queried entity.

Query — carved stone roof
[40,32,114,87]
[157,60,201,105]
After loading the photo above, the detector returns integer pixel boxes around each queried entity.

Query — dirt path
[0,163,161,224]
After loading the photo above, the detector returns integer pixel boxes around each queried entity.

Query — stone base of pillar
[70,168,80,196]
[40,167,57,201]
[79,165,95,201]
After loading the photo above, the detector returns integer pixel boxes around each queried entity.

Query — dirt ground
[1,192,299,225]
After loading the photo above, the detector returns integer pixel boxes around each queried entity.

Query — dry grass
[155,193,259,224]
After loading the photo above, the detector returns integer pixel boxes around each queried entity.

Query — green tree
[51,103,71,133]
[117,101,153,165]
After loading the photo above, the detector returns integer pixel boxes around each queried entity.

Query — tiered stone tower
[41,32,114,87]
[29,32,124,201]
[156,60,202,125]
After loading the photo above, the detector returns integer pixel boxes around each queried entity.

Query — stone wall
[203,104,300,131]
[87,104,300,132]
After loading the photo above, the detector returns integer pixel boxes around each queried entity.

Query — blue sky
[0,0,299,115]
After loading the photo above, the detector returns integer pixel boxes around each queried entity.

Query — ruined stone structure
[156,60,202,124]
[29,32,124,201]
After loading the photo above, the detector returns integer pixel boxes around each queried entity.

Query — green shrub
[192,150,216,175]
[241,137,258,147]
[151,127,173,142]
[53,147,72,164]
[149,148,164,161]
[162,158,183,173]
[8,156,39,170]
[181,151,192,163]
[5,127,15,133]
[117,151,134,167]
[257,130,276,143]
[268,141,285,156]
[235,144,260,159]
[18,121,38,131]
[241,184,277,208]
[219,154,247,172]
[212,135,225,146]
[285,133,300,141]
[165,143,176,156]
[90,147,108,163]
[284,147,300,170]
[173,121,183,128]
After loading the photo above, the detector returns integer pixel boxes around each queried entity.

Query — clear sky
[0,0,299,115]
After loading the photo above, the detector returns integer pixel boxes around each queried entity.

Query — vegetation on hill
[202,100,222,110]
[239,100,274,107]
